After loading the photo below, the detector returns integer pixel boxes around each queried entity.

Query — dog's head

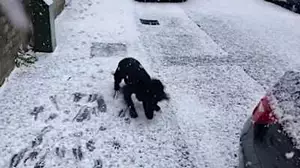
[142,79,169,120]
[150,79,169,102]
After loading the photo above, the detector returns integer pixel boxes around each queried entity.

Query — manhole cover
[140,19,160,25]
[90,42,127,57]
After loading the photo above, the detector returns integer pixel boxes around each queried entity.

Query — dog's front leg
[113,69,122,99]
[143,102,154,120]
[123,86,138,118]
[113,91,119,99]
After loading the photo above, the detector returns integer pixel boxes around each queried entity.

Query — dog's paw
[113,91,119,99]
[154,105,161,112]
[145,113,154,120]
[129,109,138,118]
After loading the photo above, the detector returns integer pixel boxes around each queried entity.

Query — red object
[252,96,278,124]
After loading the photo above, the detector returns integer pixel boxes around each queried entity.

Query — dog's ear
[164,93,170,101]
[151,78,169,101]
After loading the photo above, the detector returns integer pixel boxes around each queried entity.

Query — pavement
[0,0,300,167]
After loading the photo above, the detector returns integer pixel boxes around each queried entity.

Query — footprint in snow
[93,159,103,168]
[73,92,86,102]
[9,148,28,168]
[112,141,121,150]
[72,146,83,161]
[24,151,39,165]
[30,106,44,120]
[45,113,58,123]
[55,147,66,158]
[34,152,47,168]
[86,140,96,152]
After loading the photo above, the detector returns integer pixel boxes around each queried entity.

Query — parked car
[265,0,300,13]
[239,71,300,168]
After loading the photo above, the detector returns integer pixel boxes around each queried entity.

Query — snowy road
[0,0,299,167]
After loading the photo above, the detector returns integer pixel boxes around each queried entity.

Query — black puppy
[113,57,169,119]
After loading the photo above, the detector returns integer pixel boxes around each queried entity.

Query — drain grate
[90,42,127,57]
[140,19,160,25]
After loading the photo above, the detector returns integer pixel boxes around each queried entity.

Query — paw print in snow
[96,95,107,112]
[24,151,39,165]
[124,118,131,124]
[64,110,71,114]
[55,147,66,158]
[93,159,103,168]
[73,105,92,122]
[86,140,96,152]
[73,92,85,102]
[118,109,126,118]
[34,153,47,168]
[41,126,53,134]
[72,146,83,160]
[45,113,58,123]
[30,106,44,120]
[49,95,60,110]
[88,94,98,102]
[9,148,28,168]
[112,141,121,150]
[99,126,107,131]
[32,134,43,148]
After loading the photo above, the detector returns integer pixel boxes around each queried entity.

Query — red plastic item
[252,96,277,124]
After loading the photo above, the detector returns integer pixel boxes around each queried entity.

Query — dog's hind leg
[123,85,138,118]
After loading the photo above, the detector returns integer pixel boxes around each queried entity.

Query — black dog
[113,57,169,119]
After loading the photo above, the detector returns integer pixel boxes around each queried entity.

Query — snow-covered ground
[182,0,300,88]
[0,0,299,167]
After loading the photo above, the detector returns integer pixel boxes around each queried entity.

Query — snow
[44,0,53,5]
[245,161,252,167]
[182,0,300,88]
[1,0,300,167]
[134,2,264,167]
[268,71,300,149]
[285,151,295,159]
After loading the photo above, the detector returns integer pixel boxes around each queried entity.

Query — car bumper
[239,118,262,168]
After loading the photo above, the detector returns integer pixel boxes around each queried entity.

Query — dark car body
[265,0,300,13]
[239,71,300,168]
[239,118,300,168]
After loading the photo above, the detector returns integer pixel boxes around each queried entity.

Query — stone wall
[0,10,22,86]
[54,0,66,18]
[0,0,65,86]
